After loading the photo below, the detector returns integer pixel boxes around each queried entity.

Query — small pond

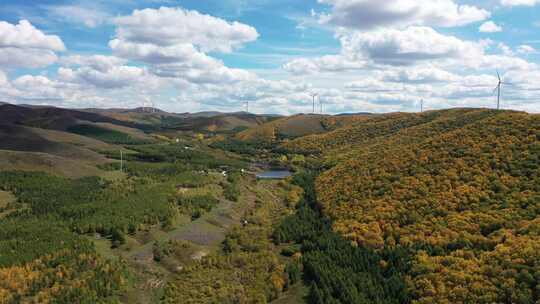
[256,170,292,180]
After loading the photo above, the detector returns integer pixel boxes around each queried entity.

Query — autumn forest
[0,105,538,304]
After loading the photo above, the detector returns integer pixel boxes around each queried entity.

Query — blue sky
[1,0,539,114]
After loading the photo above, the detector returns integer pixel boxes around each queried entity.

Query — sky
[0,0,539,114]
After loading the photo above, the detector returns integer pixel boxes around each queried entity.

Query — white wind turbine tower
[494,70,510,110]
[240,93,253,113]
[309,92,318,114]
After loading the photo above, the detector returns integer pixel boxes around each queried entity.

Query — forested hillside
[280,109,540,303]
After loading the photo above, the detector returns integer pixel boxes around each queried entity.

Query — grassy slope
[29,125,114,150]
[0,150,109,178]
[91,122,154,141]
[0,124,123,178]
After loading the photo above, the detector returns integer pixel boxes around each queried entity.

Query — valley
[2,1,540,303]
[0,103,538,304]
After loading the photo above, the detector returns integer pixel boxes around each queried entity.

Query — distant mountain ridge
[0,103,146,131]
[0,103,280,133]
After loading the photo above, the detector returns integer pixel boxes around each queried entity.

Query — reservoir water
[255,170,292,180]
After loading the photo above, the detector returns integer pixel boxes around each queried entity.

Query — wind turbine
[420,99,424,113]
[309,92,318,114]
[494,70,510,110]
[245,101,249,113]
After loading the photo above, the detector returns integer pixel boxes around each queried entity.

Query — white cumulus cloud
[58,55,159,89]
[113,7,258,53]
[501,0,540,6]
[109,7,259,85]
[59,55,127,72]
[318,0,490,29]
[0,20,65,68]
[479,21,502,33]
[339,26,485,66]
[0,20,65,50]
[517,45,537,54]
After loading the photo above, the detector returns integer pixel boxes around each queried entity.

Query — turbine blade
[496,70,501,81]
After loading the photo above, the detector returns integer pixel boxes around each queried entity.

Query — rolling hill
[0,123,121,177]
[0,103,278,177]
[1,103,275,135]
[0,103,148,177]
[84,107,278,133]
[0,103,146,131]
[164,112,276,133]
[235,113,372,143]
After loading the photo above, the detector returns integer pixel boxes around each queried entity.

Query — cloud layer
[1,2,539,114]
